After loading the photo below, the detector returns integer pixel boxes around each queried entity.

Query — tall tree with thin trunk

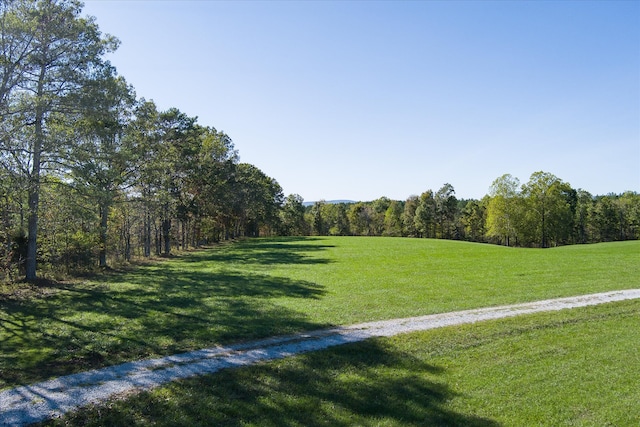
[155,108,200,255]
[1,0,117,280]
[128,99,160,258]
[67,68,135,268]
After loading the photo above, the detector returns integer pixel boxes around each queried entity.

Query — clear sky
[82,0,640,202]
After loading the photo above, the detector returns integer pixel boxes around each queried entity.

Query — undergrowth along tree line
[0,1,638,282]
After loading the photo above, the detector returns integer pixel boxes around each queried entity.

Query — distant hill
[303,200,356,207]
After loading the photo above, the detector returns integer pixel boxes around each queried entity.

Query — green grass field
[1,237,638,390]
[43,298,640,426]
[2,237,639,425]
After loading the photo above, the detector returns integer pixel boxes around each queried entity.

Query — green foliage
[414,190,436,238]
[521,171,574,247]
[279,194,308,236]
[486,173,521,245]
[0,166,26,281]
[231,163,284,238]
[435,183,457,239]
[297,183,639,248]
[460,198,486,242]
[323,203,350,236]
[37,181,99,277]
[383,200,404,236]
[0,2,285,281]
[57,231,98,273]
[401,195,418,237]
[347,202,371,235]
[0,0,119,280]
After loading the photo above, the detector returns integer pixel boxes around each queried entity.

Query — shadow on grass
[0,238,332,390]
[181,237,336,265]
[46,340,500,427]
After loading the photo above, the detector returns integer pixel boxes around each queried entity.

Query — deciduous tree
[521,171,573,247]
[486,174,521,246]
[279,194,307,236]
[435,183,457,239]
[414,190,435,238]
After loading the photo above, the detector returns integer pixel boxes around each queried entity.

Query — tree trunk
[25,67,46,282]
[541,208,546,248]
[181,219,187,251]
[123,215,131,262]
[98,203,108,268]
[143,190,151,257]
[144,212,151,257]
[154,224,161,256]
[25,183,39,281]
[162,219,171,255]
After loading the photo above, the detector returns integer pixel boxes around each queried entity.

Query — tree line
[292,173,639,248]
[1,1,638,283]
[0,0,283,281]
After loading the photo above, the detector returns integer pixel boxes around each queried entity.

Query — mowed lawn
[1,237,639,392]
[44,298,640,427]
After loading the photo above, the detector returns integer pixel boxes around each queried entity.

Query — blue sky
[82,0,639,202]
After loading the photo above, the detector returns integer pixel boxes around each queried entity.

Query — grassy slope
[259,238,640,323]
[45,299,640,427]
[1,237,639,390]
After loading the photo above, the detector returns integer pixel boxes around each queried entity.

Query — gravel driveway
[1,289,639,426]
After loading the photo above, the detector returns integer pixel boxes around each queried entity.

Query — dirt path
[2,289,639,426]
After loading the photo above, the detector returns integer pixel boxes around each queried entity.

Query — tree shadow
[0,238,334,389]
[47,339,501,426]
[182,237,336,265]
